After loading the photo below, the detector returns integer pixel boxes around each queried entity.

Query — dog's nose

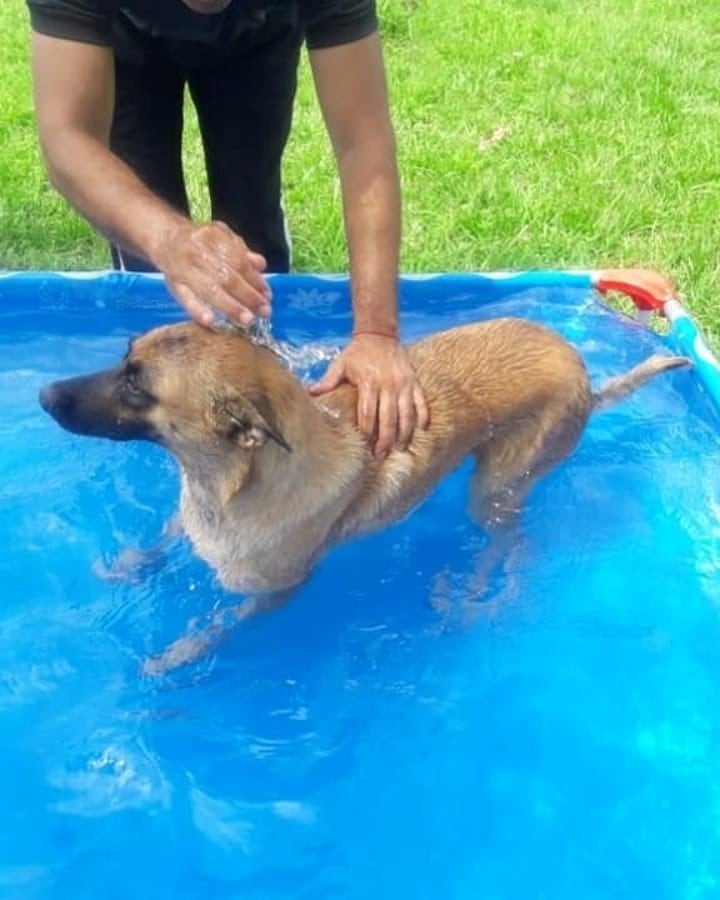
[38,384,56,413]
[39,383,74,419]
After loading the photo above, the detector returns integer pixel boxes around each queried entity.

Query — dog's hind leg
[469,395,590,526]
[141,587,296,676]
[458,482,531,611]
[463,406,587,600]
[428,444,537,624]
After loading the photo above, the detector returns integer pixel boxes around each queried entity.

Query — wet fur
[39,318,689,670]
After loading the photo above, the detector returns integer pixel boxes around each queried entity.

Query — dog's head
[39,322,292,458]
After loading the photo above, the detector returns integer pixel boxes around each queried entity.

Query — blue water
[2,274,720,898]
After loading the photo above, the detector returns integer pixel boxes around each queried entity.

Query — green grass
[2,0,720,341]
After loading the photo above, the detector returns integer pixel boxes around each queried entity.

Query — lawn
[2,0,719,340]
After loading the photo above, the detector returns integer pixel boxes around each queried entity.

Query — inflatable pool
[1,268,718,898]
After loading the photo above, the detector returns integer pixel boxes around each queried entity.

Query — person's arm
[30,30,270,325]
[308,32,429,457]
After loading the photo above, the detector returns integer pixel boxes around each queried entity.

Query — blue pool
[1,271,720,898]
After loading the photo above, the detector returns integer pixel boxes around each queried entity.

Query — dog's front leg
[141,588,296,676]
[94,515,184,583]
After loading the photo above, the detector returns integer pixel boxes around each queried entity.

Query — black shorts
[109,13,302,273]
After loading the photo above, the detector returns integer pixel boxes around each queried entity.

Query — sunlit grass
[2,0,719,340]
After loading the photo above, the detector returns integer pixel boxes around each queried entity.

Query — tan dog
[39,319,689,672]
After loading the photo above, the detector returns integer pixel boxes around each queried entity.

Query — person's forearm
[337,130,401,337]
[40,128,187,266]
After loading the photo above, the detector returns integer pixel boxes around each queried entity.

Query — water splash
[219,315,341,382]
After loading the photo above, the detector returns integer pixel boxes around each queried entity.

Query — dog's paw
[141,626,221,676]
[141,636,206,676]
[94,543,176,584]
[94,521,182,585]
[93,548,151,584]
[141,601,261,677]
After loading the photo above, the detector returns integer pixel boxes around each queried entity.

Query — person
[26,0,429,458]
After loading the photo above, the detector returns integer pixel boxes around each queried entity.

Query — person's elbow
[35,121,80,191]
[35,122,64,187]
[35,113,108,196]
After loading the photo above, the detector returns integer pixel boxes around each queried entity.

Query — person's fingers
[203,270,265,324]
[309,360,345,395]
[414,383,430,430]
[188,223,271,316]
[374,389,398,459]
[357,383,380,442]
[214,261,271,315]
[211,225,271,298]
[170,281,214,327]
[396,385,417,450]
[247,250,268,273]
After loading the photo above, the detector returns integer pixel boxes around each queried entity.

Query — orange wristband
[351,329,399,341]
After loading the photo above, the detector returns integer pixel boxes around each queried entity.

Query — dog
[39,318,689,673]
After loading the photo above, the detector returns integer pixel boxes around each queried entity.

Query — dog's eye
[121,364,156,410]
[125,373,143,395]
[124,365,149,399]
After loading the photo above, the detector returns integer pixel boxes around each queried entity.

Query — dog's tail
[592,354,691,413]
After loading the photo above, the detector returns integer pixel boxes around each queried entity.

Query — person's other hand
[152,220,272,326]
[310,333,429,458]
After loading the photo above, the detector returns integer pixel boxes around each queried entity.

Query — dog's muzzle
[39,383,74,419]
[39,372,154,442]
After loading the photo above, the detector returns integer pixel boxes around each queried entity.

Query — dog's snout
[38,385,52,412]
[39,370,157,443]
[39,383,73,419]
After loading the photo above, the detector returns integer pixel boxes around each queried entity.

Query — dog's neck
[176,372,368,591]
[228,390,366,518]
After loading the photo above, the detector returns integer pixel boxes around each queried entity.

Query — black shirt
[27,0,378,50]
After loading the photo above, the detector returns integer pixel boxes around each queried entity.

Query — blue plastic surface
[1,271,720,899]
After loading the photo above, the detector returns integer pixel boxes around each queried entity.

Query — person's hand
[310,333,429,459]
[151,219,272,326]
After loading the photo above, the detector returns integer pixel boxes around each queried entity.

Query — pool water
[1,275,720,898]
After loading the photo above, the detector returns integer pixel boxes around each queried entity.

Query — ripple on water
[2,289,720,897]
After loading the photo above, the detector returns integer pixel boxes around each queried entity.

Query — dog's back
[330,318,594,539]
[334,319,689,538]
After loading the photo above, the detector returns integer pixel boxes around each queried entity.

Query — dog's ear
[214,391,292,453]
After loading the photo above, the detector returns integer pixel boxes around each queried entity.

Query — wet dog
[39,319,689,672]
